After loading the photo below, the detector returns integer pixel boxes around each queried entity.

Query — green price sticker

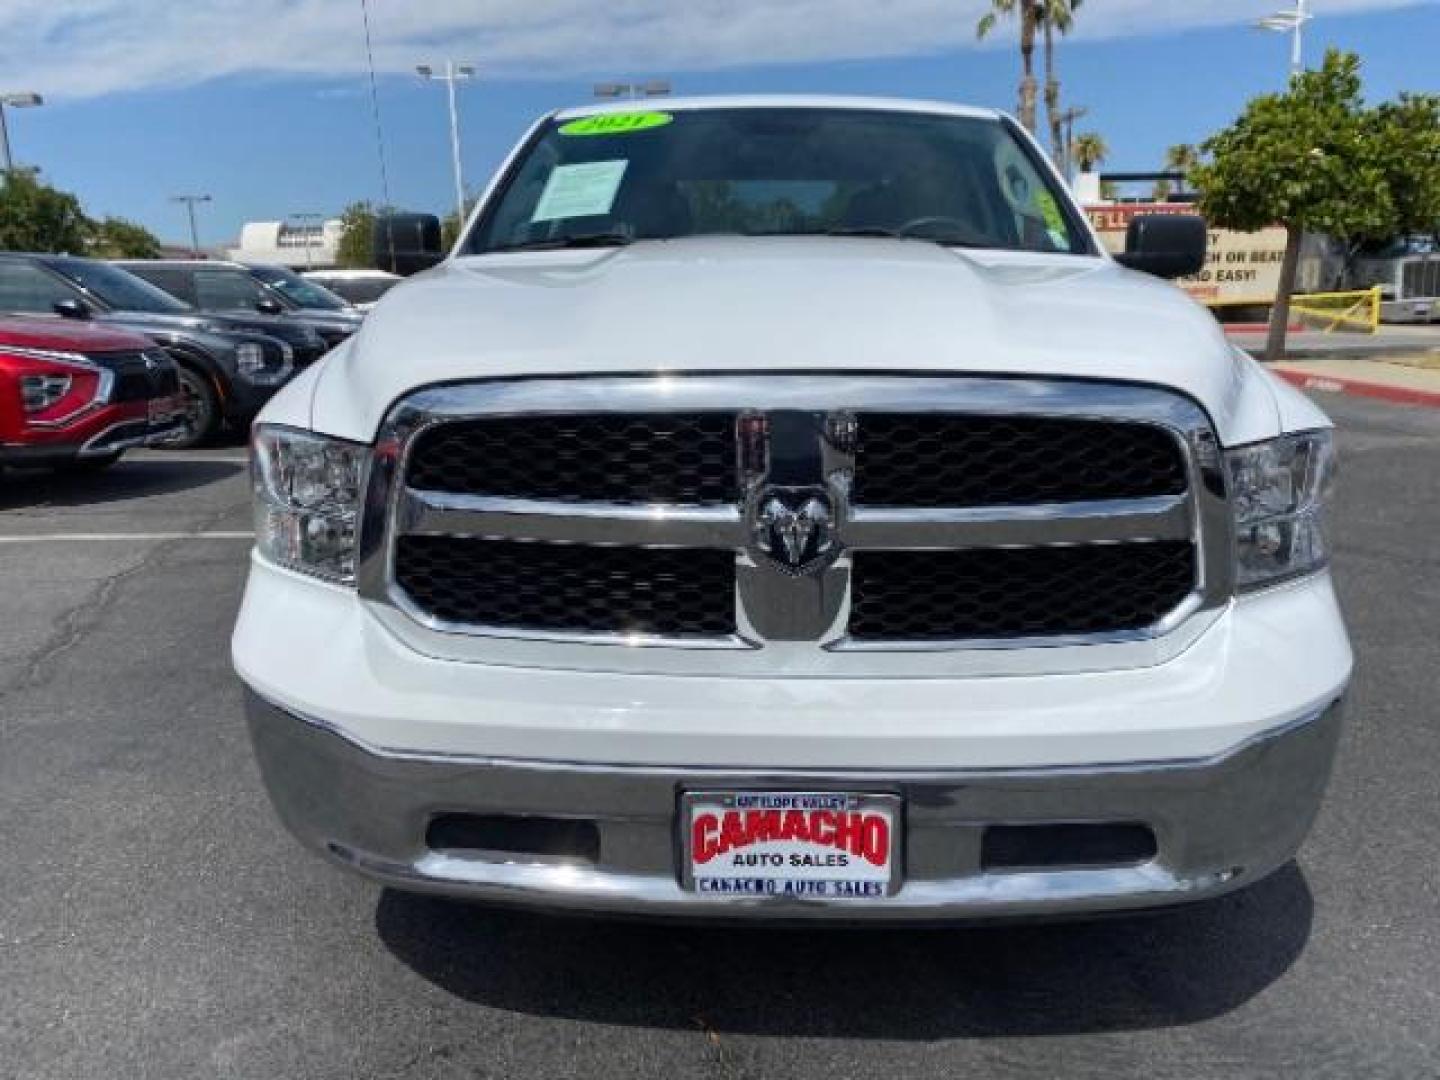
[560,112,674,137]
[1037,192,1067,235]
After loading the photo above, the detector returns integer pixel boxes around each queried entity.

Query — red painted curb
[1223,323,1303,334]
[1274,367,1440,409]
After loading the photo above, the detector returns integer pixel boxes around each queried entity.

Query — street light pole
[1256,0,1312,80]
[417,61,475,229]
[0,92,44,174]
[170,194,212,256]
[291,212,325,268]
[593,80,671,100]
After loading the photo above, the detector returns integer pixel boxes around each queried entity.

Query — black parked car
[116,260,363,348]
[0,253,324,446]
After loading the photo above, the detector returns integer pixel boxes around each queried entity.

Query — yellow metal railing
[1290,287,1382,334]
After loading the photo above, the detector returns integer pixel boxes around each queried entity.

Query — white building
[227,219,344,269]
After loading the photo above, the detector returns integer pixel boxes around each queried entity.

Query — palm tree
[1037,0,1082,166]
[1073,132,1108,173]
[977,0,1041,134]
[1164,143,1202,195]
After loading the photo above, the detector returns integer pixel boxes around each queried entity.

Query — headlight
[20,373,73,413]
[1226,430,1336,591]
[252,425,368,584]
[234,341,292,386]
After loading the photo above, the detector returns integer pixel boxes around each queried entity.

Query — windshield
[249,265,351,310]
[52,258,193,313]
[466,107,1089,256]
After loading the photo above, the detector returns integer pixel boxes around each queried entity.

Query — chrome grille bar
[402,491,1190,550]
[358,375,1233,655]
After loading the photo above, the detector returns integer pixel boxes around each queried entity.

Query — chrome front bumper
[245,688,1343,922]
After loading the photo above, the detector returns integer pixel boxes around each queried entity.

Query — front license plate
[682,792,901,900]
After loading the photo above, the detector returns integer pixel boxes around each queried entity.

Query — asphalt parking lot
[1,393,1437,1079]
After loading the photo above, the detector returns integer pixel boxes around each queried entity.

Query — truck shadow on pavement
[0,458,244,510]
[375,862,1312,1038]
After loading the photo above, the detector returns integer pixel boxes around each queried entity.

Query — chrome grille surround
[357,375,1233,672]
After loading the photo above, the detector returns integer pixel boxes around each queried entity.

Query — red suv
[0,317,184,471]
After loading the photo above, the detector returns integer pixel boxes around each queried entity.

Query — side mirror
[1115,214,1207,279]
[255,297,285,316]
[373,212,444,277]
[53,298,92,320]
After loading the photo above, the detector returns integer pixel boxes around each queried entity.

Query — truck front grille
[370,376,1228,654]
[395,536,736,638]
[407,413,738,505]
[852,414,1186,506]
[849,541,1197,641]
[1401,258,1440,301]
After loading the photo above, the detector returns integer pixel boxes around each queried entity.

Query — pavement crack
[0,505,238,703]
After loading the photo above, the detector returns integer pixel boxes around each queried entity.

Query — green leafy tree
[977,0,1041,134]
[88,216,162,258]
[1369,93,1440,240]
[1072,132,1107,172]
[1037,0,1081,165]
[335,201,378,268]
[1191,49,1427,362]
[0,172,91,253]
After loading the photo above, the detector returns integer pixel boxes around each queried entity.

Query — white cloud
[1,0,1431,99]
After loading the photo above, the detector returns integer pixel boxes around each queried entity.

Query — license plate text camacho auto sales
[682,792,901,899]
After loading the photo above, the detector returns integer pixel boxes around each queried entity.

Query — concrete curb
[1273,367,1440,409]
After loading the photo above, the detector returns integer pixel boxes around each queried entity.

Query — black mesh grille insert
[407,413,738,505]
[88,350,179,403]
[852,414,1187,507]
[395,536,736,637]
[849,542,1196,640]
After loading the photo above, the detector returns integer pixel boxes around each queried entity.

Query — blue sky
[5,1,1437,247]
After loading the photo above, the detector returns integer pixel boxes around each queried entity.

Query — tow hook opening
[980,823,1158,872]
[425,813,602,866]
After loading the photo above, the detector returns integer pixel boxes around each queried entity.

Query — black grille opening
[853,414,1187,507]
[88,350,178,403]
[427,814,601,865]
[849,541,1196,641]
[395,536,737,637]
[407,413,739,505]
[982,823,1158,871]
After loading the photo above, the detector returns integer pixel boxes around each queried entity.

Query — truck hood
[310,236,1279,444]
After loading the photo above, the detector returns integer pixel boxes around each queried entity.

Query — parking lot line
[0,531,253,543]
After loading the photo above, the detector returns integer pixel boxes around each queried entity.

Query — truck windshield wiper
[486,232,633,253]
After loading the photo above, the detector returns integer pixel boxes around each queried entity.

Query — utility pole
[0,92,44,174]
[417,61,475,230]
[170,194,212,256]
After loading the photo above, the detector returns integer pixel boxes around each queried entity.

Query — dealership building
[227,218,343,269]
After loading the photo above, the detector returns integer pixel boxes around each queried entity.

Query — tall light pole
[170,194,212,256]
[1256,0,1312,80]
[291,212,324,268]
[593,81,671,100]
[0,92,44,174]
[417,61,475,229]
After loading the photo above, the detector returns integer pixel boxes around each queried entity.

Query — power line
[358,0,395,264]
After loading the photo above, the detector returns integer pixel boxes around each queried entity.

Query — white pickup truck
[233,96,1351,920]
